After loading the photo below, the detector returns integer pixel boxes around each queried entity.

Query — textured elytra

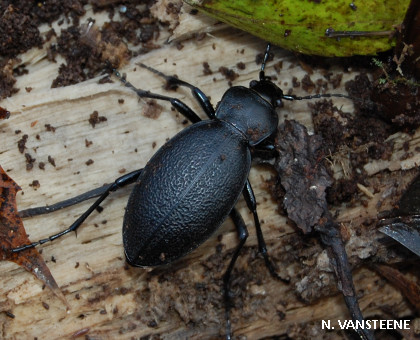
[123,119,251,266]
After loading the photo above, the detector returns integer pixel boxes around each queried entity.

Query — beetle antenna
[282,93,353,101]
[281,91,384,115]
[259,43,271,81]
[281,92,383,114]
[258,44,377,108]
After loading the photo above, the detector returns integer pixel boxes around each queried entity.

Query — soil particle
[89,110,107,128]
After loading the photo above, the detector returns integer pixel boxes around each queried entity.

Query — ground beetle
[13,44,353,338]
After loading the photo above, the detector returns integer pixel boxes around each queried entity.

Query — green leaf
[184,0,410,56]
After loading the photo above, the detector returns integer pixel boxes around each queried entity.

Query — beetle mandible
[13,44,350,338]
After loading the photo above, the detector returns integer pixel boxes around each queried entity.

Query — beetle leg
[12,169,143,253]
[223,207,249,340]
[252,141,278,160]
[137,63,216,119]
[19,185,113,218]
[113,70,203,123]
[243,179,290,283]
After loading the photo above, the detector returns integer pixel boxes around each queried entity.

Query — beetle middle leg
[243,179,289,282]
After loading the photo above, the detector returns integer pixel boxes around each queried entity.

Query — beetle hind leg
[12,169,143,252]
[223,207,249,340]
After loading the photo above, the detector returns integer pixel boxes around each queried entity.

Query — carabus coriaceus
[13,44,364,339]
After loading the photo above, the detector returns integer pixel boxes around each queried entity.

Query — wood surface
[1,2,419,339]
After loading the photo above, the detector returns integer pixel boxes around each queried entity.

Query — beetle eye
[249,80,258,88]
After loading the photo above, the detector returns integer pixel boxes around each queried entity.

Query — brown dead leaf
[0,165,68,306]
[274,120,333,233]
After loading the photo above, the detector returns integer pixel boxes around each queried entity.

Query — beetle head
[249,79,284,108]
[248,43,284,108]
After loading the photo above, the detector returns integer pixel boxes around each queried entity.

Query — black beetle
[13,44,352,338]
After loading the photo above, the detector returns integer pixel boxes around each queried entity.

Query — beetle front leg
[113,70,203,123]
[137,63,216,119]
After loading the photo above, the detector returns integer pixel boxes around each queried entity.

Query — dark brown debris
[0,107,11,119]
[1,1,162,97]
[273,120,333,234]
[218,66,239,84]
[17,134,28,154]
[89,110,107,128]
[142,99,162,119]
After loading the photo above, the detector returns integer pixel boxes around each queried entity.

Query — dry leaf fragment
[0,165,68,306]
[274,119,333,234]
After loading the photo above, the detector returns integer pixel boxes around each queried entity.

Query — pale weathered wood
[1,2,419,339]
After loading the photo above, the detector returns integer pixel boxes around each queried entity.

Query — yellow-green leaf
[184,0,410,56]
